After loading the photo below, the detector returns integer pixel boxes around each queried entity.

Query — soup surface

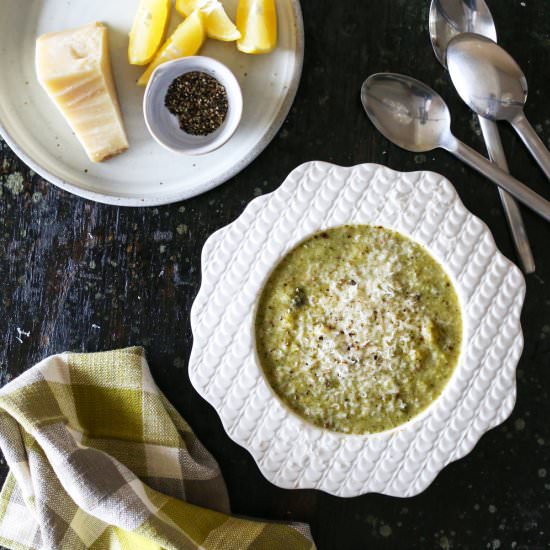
[255,225,462,434]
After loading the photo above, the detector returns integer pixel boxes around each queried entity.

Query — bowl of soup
[189,161,525,497]
[255,224,463,435]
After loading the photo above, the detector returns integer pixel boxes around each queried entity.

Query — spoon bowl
[446,33,527,122]
[429,0,496,67]
[361,73,452,152]
[361,73,550,222]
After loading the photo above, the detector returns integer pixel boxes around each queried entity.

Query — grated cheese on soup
[255,225,462,434]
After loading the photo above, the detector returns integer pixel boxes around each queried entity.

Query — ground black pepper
[165,71,228,136]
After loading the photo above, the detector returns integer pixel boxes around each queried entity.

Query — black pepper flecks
[165,71,228,136]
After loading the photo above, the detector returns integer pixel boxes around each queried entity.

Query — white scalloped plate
[189,162,525,497]
[0,0,303,206]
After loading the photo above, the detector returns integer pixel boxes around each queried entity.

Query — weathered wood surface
[1,1,549,548]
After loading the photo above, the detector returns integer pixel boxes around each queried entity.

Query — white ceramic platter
[0,0,303,206]
[189,162,525,498]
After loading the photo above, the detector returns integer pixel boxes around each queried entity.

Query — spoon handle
[511,114,550,181]
[445,137,550,222]
[478,116,535,273]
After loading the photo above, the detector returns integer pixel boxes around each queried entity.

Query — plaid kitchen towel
[0,347,315,550]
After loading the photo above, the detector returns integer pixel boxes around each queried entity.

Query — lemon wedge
[129,0,171,65]
[138,9,206,86]
[176,0,241,42]
[237,0,277,54]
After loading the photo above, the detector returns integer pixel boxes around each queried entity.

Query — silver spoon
[447,33,550,181]
[429,0,534,273]
[361,73,550,222]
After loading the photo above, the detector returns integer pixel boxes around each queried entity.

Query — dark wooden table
[1,1,549,548]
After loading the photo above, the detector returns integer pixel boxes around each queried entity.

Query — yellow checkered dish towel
[0,347,315,550]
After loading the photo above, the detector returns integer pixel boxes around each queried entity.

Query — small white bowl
[143,56,243,156]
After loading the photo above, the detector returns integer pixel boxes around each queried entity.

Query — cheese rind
[36,22,129,162]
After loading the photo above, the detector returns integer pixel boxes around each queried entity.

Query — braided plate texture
[189,161,525,497]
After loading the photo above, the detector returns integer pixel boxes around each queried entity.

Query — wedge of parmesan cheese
[36,22,129,162]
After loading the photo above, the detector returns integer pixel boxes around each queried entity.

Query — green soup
[255,225,462,434]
